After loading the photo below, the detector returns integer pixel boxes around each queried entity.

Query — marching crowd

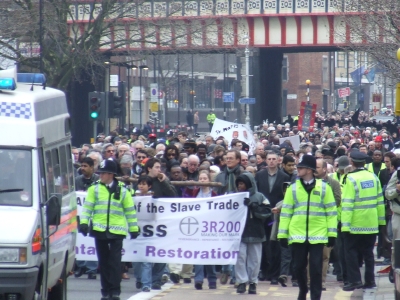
[74,109,400,300]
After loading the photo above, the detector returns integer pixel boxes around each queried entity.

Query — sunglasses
[137,156,146,159]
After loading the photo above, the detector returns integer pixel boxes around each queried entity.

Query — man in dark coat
[255,152,290,284]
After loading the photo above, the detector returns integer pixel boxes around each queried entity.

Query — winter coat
[237,173,272,243]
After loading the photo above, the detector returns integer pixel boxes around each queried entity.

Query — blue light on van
[17,73,46,85]
[0,78,16,90]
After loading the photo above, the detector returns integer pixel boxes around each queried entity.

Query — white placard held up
[279,135,300,151]
[210,118,256,154]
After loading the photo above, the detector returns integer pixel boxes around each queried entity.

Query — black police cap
[297,154,316,171]
[349,151,369,163]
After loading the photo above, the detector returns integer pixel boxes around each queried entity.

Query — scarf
[226,165,240,193]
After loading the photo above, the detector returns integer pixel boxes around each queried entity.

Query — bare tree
[336,0,400,80]
[0,0,214,89]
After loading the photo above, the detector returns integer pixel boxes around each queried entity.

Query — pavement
[122,264,395,300]
[67,263,395,300]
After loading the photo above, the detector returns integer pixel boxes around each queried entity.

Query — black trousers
[335,230,347,282]
[291,242,324,300]
[266,240,281,281]
[95,238,123,297]
[260,223,283,281]
[344,233,376,284]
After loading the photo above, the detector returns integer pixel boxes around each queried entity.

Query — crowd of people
[73,108,399,300]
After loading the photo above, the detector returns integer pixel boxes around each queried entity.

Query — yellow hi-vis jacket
[81,181,139,236]
[278,178,337,244]
[330,172,345,188]
[365,162,386,177]
[341,169,385,234]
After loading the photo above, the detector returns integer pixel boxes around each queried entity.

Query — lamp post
[306,79,311,103]
[104,61,111,134]
[39,0,43,73]
[191,54,195,110]
[244,34,250,126]
[139,65,149,130]
[126,64,137,127]
[176,54,180,126]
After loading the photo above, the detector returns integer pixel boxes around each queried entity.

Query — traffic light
[108,82,126,119]
[88,92,105,121]
[108,92,123,118]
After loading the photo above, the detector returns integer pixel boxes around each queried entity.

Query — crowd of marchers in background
[72,107,400,300]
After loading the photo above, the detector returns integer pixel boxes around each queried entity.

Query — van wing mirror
[45,193,62,226]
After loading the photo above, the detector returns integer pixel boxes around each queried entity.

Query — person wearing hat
[321,148,335,165]
[278,155,337,300]
[183,139,197,155]
[331,156,350,187]
[128,128,140,144]
[165,130,174,145]
[79,158,139,300]
[207,109,216,132]
[374,135,383,151]
[341,151,386,291]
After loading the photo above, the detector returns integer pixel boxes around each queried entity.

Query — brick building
[282,52,333,117]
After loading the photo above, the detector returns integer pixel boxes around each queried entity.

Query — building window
[322,55,328,83]
[336,52,346,68]
[282,57,288,81]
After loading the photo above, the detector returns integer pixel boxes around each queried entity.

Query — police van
[0,69,77,300]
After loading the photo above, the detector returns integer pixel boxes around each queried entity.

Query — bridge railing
[68,0,359,23]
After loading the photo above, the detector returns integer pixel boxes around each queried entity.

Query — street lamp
[139,65,149,130]
[191,54,195,110]
[244,34,251,125]
[306,79,311,103]
[175,54,181,126]
[396,48,400,116]
[126,64,138,127]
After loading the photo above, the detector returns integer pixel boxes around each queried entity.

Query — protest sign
[279,135,300,151]
[76,192,248,264]
[210,118,256,154]
[298,102,317,131]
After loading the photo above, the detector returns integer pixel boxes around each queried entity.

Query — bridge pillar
[252,49,284,125]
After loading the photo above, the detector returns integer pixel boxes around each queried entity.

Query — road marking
[126,283,174,300]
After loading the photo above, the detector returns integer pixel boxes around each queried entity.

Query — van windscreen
[0,149,32,206]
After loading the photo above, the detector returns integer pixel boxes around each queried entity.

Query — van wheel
[390,267,395,283]
[48,264,67,300]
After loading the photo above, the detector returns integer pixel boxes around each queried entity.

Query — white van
[0,69,77,300]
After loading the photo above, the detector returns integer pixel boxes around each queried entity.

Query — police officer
[278,155,337,300]
[341,151,386,291]
[80,158,139,300]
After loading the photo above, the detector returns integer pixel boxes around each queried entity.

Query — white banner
[279,135,300,151]
[76,192,248,264]
[210,118,256,154]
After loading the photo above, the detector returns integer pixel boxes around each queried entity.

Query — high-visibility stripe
[321,181,327,202]
[293,211,326,217]
[295,202,324,209]
[94,209,124,216]
[282,204,293,209]
[280,213,292,217]
[292,183,298,205]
